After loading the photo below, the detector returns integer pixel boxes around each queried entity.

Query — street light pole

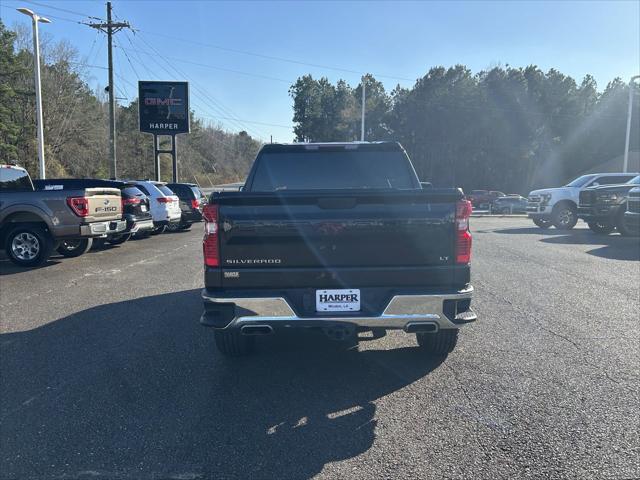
[623,75,640,173]
[17,8,51,179]
[360,76,366,141]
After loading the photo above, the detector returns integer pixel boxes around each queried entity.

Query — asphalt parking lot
[1,218,639,480]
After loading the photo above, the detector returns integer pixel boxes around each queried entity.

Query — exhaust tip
[240,325,274,336]
[404,322,438,334]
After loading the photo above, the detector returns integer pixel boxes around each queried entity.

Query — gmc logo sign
[144,98,183,106]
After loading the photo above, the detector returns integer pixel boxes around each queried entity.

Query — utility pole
[86,2,129,179]
[17,8,51,179]
[360,76,366,142]
[623,75,640,173]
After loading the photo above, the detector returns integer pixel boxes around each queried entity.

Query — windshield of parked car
[156,185,176,196]
[627,176,640,184]
[249,149,419,191]
[565,175,597,188]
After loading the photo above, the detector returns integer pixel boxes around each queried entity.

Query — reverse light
[203,203,219,267]
[66,196,89,217]
[456,199,472,264]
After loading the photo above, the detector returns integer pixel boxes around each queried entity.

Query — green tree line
[289,67,639,193]
[0,21,260,186]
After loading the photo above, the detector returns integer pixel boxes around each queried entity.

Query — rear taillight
[157,197,172,203]
[455,199,472,264]
[66,196,89,217]
[123,197,141,205]
[203,203,219,267]
[191,199,200,209]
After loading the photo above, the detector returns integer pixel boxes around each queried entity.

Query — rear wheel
[107,233,131,245]
[214,329,255,357]
[416,329,458,357]
[179,223,192,231]
[552,204,578,230]
[151,225,166,235]
[5,225,53,267]
[166,222,182,232]
[532,218,552,229]
[56,238,93,257]
[588,221,614,235]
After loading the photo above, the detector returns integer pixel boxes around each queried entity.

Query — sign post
[138,81,190,182]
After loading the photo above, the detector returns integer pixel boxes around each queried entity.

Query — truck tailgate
[214,190,462,287]
[84,188,123,222]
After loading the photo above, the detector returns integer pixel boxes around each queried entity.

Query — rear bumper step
[201,286,475,331]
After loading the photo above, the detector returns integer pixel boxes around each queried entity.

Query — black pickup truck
[200,142,476,357]
[578,175,639,235]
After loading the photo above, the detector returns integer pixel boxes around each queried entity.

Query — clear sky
[2,0,639,142]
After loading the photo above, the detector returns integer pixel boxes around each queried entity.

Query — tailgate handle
[317,197,357,209]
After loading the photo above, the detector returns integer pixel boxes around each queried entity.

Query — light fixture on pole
[17,7,51,179]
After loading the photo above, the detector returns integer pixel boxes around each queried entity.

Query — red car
[468,190,505,208]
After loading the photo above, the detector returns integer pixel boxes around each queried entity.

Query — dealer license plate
[316,289,361,312]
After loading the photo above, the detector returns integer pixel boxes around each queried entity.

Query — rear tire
[179,223,192,231]
[166,222,181,232]
[551,203,578,230]
[416,329,458,357]
[532,218,552,229]
[5,225,53,267]
[214,329,255,357]
[107,233,131,245]
[151,225,166,235]
[588,221,614,235]
[56,238,93,257]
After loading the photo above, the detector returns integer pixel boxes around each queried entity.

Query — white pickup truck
[527,172,638,229]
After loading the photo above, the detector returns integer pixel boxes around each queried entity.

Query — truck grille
[628,199,640,214]
[579,190,595,206]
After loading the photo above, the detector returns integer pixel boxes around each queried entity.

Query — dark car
[577,175,640,235]
[166,182,207,231]
[33,179,154,244]
[490,195,528,214]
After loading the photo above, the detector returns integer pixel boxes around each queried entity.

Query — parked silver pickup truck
[0,164,125,267]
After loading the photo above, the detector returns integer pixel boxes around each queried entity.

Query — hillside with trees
[289,68,639,193]
[0,21,260,186]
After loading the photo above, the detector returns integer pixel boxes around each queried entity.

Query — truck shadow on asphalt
[492,227,640,261]
[0,289,443,480]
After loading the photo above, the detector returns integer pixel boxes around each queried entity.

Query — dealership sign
[138,81,190,135]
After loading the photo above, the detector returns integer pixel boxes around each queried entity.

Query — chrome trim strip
[202,286,474,330]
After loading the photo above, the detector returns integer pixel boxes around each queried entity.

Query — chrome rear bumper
[201,286,475,331]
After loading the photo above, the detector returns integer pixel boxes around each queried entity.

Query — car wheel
[551,204,578,230]
[91,238,106,249]
[56,238,93,257]
[166,222,181,233]
[179,223,192,231]
[151,225,166,235]
[134,231,151,239]
[107,233,131,245]
[214,329,255,357]
[615,208,633,236]
[587,221,614,235]
[416,329,458,357]
[5,225,53,267]
[532,218,552,229]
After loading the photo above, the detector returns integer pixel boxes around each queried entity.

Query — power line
[21,0,104,21]
[198,114,292,129]
[117,45,292,84]
[136,28,414,82]
[132,31,270,140]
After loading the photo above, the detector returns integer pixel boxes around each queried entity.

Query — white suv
[132,181,182,234]
[527,173,638,230]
